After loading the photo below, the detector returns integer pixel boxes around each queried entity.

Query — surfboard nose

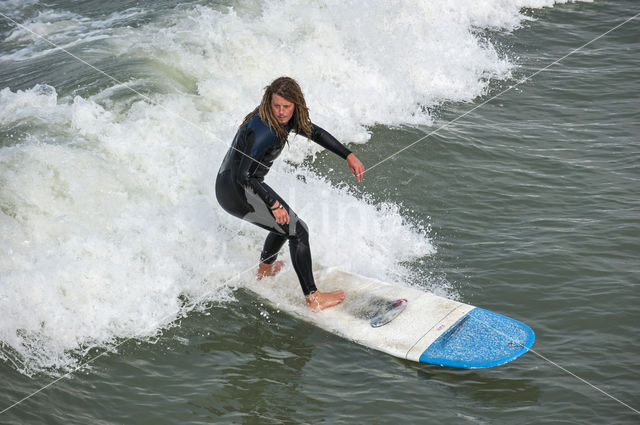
[418,308,536,368]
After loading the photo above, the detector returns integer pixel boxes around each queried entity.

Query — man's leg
[257,232,287,279]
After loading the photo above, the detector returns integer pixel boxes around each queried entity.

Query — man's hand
[271,201,289,225]
[346,153,365,182]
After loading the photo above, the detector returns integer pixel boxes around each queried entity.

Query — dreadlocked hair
[240,77,313,147]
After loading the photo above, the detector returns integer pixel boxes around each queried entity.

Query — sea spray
[0,0,586,374]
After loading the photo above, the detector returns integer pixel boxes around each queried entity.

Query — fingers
[280,209,289,225]
[352,163,364,182]
[347,153,365,182]
[273,207,289,225]
[270,201,289,225]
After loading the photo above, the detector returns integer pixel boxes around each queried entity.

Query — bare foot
[305,290,345,311]
[256,260,284,280]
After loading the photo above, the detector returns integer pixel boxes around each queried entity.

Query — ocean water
[1,0,638,423]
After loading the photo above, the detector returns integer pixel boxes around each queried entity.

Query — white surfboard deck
[248,268,534,368]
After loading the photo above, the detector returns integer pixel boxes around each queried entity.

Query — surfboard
[248,268,535,369]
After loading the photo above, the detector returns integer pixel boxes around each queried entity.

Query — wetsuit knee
[261,232,288,264]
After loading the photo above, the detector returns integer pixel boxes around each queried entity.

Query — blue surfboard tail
[419,308,535,369]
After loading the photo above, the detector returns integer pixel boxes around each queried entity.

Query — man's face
[271,93,295,124]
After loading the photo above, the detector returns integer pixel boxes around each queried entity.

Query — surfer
[215,77,365,311]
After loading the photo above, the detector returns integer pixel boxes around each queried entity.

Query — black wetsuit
[215,113,351,295]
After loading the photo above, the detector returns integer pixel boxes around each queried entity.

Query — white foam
[0,0,582,374]
[1,7,147,62]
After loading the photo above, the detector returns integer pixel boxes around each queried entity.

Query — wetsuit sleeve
[308,123,352,159]
[234,130,278,207]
